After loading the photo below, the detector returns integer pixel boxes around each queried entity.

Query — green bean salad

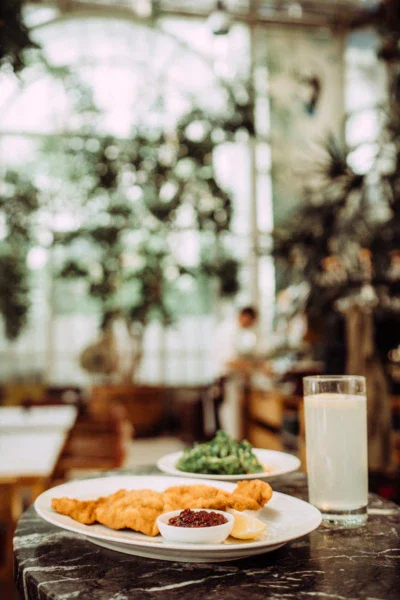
[176,430,265,475]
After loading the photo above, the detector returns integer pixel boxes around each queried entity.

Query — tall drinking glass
[303,376,368,526]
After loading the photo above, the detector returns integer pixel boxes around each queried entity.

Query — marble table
[14,468,400,600]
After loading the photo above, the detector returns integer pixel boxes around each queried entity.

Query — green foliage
[352,0,400,62]
[0,0,39,72]
[0,3,253,341]
[60,261,89,279]
[273,112,400,322]
[0,171,39,339]
[201,256,240,296]
[0,253,29,340]
[51,103,247,331]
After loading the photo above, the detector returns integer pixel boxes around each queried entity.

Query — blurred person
[206,306,261,439]
[212,306,259,377]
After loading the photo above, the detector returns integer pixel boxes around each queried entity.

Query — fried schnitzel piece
[51,496,102,525]
[52,488,164,536]
[232,480,273,510]
[163,485,233,512]
[51,480,273,537]
[94,488,164,536]
[162,480,272,512]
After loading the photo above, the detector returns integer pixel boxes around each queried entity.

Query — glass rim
[303,375,366,383]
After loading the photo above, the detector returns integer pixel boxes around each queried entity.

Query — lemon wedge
[228,509,267,540]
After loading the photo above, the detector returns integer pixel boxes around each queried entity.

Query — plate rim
[88,536,287,562]
[34,474,321,552]
[157,448,301,480]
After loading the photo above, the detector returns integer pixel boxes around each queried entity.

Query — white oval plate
[157,449,301,481]
[35,475,321,562]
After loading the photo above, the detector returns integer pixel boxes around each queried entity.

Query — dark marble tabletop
[14,467,400,600]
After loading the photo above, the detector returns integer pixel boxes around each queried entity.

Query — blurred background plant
[273,130,398,317]
[52,97,255,335]
[0,0,38,72]
[47,97,254,378]
[272,0,400,370]
[0,1,256,379]
[0,171,39,339]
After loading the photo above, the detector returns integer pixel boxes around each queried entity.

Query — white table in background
[0,406,78,504]
[0,432,68,479]
[0,405,77,432]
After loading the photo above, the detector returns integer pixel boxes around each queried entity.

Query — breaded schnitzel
[51,479,272,537]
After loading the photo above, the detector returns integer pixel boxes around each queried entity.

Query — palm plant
[273,129,400,328]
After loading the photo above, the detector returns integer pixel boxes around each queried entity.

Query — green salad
[176,430,264,476]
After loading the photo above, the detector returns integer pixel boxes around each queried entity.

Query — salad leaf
[176,430,264,475]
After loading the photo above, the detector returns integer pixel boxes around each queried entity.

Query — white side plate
[35,475,321,563]
[157,449,301,481]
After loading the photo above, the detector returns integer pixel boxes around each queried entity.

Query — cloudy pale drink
[304,393,368,512]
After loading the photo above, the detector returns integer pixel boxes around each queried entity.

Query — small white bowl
[157,509,234,544]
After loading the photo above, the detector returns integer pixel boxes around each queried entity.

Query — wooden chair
[242,387,306,469]
[90,385,166,437]
[53,404,133,479]
[390,395,400,468]
[169,386,207,443]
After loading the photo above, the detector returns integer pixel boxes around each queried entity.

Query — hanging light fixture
[207,1,232,36]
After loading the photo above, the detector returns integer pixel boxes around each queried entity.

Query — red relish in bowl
[168,509,228,528]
